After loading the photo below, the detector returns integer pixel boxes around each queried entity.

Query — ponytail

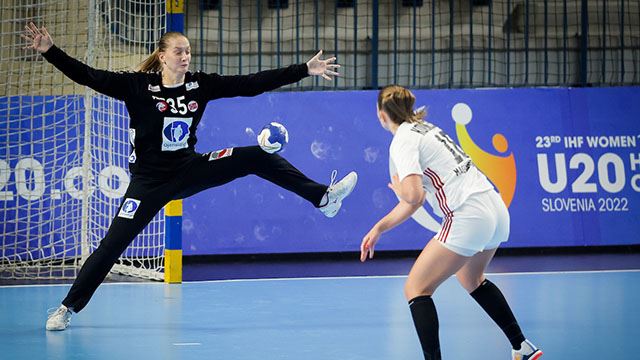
[412,105,426,123]
[138,48,162,72]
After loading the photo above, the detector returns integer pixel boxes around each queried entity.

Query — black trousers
[63,146,328,312]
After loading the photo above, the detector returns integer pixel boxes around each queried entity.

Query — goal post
[163,0,185,284]
[1,0,179,282]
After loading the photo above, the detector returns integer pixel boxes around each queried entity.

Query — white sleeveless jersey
[390,121,494,218]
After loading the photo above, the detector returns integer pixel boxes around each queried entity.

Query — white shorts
[434,189,510,257]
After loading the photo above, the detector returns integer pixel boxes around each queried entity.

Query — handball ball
[257,122,289,154]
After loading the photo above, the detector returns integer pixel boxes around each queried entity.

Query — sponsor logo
[185,81,199,91]
[129,128,136,145]
[118,198,141,219]
[188,100,198,112]
[128,129,136,163]
[162,117,193,151]
[128,150,137,163]
[148,84,161,92]
[156,101,168,112]
[208,148,234,161]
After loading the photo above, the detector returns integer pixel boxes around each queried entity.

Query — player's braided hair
[377,85,426,124]
[138,32,187,72]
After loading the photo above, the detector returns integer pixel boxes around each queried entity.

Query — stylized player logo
[393,102,517,233]
[123,200,138,213]
[118,198,141,219]
[163,121,189,142]
[172,125,183,142]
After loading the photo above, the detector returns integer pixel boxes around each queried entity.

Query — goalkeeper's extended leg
[178,146,357,217]
[47,177,176,330]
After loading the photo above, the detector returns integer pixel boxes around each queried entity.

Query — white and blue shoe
[319,170,358,218]
[512,340,543,360]
[46,305,72,331]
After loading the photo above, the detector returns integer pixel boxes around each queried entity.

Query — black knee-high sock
[470,279,525,349]
[408,295,442,360]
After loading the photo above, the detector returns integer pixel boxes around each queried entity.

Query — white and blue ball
[257,122,289,154]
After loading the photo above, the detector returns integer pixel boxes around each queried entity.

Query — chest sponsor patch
[208,147,234,161]
[118,198,141,219]
[185,81,199,91]
[162,117,193,151]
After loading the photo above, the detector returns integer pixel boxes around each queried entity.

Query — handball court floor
[1,250,639,360]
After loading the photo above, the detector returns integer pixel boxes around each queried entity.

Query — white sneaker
[319,170,358,218]
[512,339,543,360]
[46,305,72,331]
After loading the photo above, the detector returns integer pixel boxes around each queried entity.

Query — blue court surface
[1,269,639,359]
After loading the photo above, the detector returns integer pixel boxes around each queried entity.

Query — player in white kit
[360,85,542,360]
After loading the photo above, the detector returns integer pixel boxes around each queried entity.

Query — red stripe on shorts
[424,168,453,243]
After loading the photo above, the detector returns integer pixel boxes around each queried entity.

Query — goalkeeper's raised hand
[23,22,53,53]
[306,50,340,81]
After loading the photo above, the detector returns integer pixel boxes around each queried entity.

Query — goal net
[1,0,166,281]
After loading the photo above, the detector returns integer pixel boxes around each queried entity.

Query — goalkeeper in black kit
[22,22,358,331]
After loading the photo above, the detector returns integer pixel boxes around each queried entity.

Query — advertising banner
[2,87,639,256]
[184,87,640,254]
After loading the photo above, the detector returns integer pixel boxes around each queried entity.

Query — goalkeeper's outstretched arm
[22,22,135,101]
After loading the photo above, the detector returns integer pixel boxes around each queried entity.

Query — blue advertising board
[2,87,639,257]
[184,87,640,254]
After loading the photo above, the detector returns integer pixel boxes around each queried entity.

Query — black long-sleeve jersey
[42,45,309,178]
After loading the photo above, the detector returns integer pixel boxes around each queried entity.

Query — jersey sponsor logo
[208,147,234,161]
[118,198,141,219]
[156,101,168,112]
[188,100,198,112]
[185,81,199,91]
[128,129,136,163]
[162,117,193,151]
[129,150,137,163]
[148,84,161,92]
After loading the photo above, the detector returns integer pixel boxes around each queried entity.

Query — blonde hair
[377,85,426,124]
[137,32,187,72]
